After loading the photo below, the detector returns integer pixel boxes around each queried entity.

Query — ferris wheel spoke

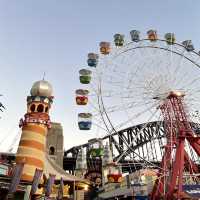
[173,70,192,89]
[111,102,159,132]
[178,76,200,93]
[98,100,155,116]
[91,119,111,133]
[184,91,200,101]
[173,49,186,73]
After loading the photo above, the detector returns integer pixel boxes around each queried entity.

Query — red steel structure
[151,91,200,200]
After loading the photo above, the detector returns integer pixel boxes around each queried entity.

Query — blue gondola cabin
[130,30,140,42]
[182,40,195,51]
[87,53,99,67]
[78,113,92,130]
[79,69,92,84]
[76,89,89,105]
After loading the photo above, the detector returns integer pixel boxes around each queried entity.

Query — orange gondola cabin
[99,42,111,55]
[147,30,157,41]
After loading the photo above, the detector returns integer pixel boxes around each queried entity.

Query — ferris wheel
[76,30,200,199]
[76,30,200,134]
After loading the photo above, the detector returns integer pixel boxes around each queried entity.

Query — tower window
[49,146,55,155]
[37,104,44,112]
[30,104,36,112]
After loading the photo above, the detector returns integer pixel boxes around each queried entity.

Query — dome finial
[42,72,46,81]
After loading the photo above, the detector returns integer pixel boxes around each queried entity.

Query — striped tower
[16,80,53,182]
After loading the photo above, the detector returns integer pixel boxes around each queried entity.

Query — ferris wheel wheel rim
[95,40,198,134]
[91,37,200,161]
[104,39,200,69]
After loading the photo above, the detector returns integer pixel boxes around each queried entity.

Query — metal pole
[73,180,76,200]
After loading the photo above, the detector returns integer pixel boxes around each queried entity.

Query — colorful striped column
[16,123,47,182]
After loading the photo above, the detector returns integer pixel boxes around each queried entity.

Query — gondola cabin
[107,162,122,183]
[79,69,92,84]
[78,113,92,130]
[87,53,99,67]
[165,33,175,45]
[114,34,124,46]
[182,40,195,51]
[130,30,140,42]
[88,139,104,158]
[76,89,89,105]
[89,148,104,158]
[147,30,157,41]
[99,42,111,55]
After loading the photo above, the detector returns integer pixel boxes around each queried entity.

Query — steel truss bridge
[63,121,200,174]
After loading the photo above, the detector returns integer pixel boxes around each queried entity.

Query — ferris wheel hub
[167,91,185,98]
[153,91,185,101]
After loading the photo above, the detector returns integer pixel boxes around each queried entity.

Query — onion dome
[30,80,53,97]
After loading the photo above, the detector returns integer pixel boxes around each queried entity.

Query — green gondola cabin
[89,148,104,157]
[79,69,92,84]
[114,34,124,47]
[165,33,176,45]
[88,139,104,157]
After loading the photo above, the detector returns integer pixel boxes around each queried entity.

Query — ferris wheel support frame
[151,93,200,200]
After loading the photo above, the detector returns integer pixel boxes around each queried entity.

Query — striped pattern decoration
[15,123,47,182]
[45,174,56,197]
[8,162,24,194]
[30,168,43,195]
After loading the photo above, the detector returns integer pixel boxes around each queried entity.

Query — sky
[0,0,200,152]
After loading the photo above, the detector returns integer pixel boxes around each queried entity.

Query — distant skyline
[0,0,200,151]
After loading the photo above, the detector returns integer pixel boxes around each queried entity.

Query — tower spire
[42,72,46,80]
